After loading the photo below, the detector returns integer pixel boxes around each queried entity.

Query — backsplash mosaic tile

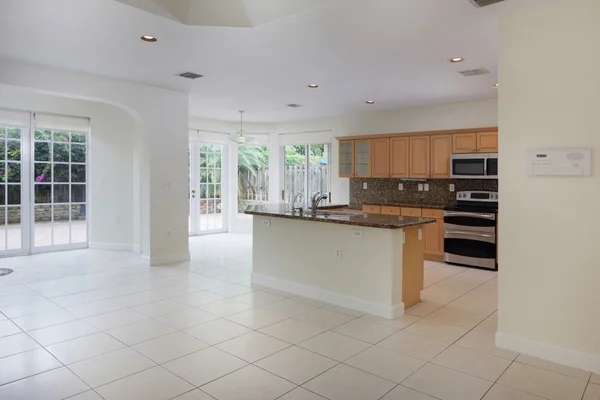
[349,178,498,209]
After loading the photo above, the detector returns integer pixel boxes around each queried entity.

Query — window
[238,145,269,212]
[284,144,330,203]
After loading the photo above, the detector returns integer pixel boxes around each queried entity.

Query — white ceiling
[0,0,547,122]
[114,0,330,27]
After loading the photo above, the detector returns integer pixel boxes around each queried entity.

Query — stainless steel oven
[444,191,498,270]
[450,153,498,179]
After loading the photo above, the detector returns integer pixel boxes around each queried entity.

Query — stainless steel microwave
[450,153,498,179]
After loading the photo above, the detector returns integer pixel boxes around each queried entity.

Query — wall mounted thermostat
[526,148,591,177]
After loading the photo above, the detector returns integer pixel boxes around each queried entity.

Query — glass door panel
[33,129,88,250]
[189,142,226,235]
[284,144,330,205]
[0,125,25,254]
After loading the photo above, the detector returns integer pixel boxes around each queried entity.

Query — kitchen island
[245,204,435,319]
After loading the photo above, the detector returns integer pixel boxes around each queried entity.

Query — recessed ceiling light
[493,83,499,88]
[449,57,465,63]
[307,84,319,88]
[365,100,375,104]
[140,35,157,42]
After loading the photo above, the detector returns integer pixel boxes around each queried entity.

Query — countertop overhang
[245,204,435,229]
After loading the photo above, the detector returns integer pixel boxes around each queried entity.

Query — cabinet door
[339,140,355,177]
[453,133,477,153]
[390,137,409,178]
[477,131,498,153]
[371,138,390,178]
[430,135,452,178]
[424,219,444,256]
[354,140,371,177]
[409,136,430,178]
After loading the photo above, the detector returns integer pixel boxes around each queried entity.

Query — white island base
[251,216,425,319]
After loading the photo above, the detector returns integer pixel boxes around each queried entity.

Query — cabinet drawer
[422,208,443,219]
[401,207,422,217]
[362,205,382,214]
[380,206,401,216]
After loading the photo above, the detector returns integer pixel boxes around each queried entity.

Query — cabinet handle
[472,148,476,152]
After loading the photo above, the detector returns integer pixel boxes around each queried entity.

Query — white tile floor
[0,233,598,400]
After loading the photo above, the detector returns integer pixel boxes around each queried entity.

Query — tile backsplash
[349,178,498,209]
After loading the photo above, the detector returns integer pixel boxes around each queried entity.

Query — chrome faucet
[311,192,328,213]
[291,192,304,213]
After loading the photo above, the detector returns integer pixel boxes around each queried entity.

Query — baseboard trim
[132,244,142,254]
[89,242,133,252]
[148,252,191,266]
[496,331,600,374]
[252,273,404,319]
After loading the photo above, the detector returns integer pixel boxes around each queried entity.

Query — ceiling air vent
[469,0,506,8]
[287,104,303,108]
[458,68,490,77]
[178,72,203,79]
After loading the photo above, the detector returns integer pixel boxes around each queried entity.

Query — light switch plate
[424,184,429,192]
[398,183,403,191]
[363,182,368,190]
[450,184,455,192]
[418,184,424,191]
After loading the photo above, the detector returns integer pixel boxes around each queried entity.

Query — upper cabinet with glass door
[338,140,354,177]
[354,140,371,177]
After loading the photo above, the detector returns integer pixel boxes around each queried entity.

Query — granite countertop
[245,203,435,229]
[349,202,448,210]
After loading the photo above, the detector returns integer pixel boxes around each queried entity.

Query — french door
[189,142,227,235]
[0,109,89,257]
[283,144,331,203]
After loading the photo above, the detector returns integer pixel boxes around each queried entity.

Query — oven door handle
[445,230,494,238]
[444,211,496,220]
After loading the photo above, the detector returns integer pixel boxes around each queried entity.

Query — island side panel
[401,226,425,308]
[252,216,402,317]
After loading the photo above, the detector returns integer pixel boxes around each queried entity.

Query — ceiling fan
[229,110,255,144]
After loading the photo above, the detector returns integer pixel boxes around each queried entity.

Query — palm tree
[238,145,268,201]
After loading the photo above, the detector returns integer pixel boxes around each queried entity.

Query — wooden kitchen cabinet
[339,140,355,177]
[354,140,371,177]
[401,207,422,217]
[477,131,498,152]
[390,137,409,178]
[424,218,444,257]
[371,138,390,178]
[453,133,477,153]
[380,206,401,215]
[409,136,430,178]
[430,135,452,178]
[362,205,381,214]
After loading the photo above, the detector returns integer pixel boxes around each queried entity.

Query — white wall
[0,85,135,247]
[0,59,190,264]
[497,0,600,372]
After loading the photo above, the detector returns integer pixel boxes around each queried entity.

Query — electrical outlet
[363,182,368,190]
[334,248,342,260]
[262,219,271,227]
[398,183,403,191]
[450,184,455,192]
[424,184,429,192]
[352,230,363,238]
[418,183,424,191]
[166,230,171,237]
[418,229,423,241]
